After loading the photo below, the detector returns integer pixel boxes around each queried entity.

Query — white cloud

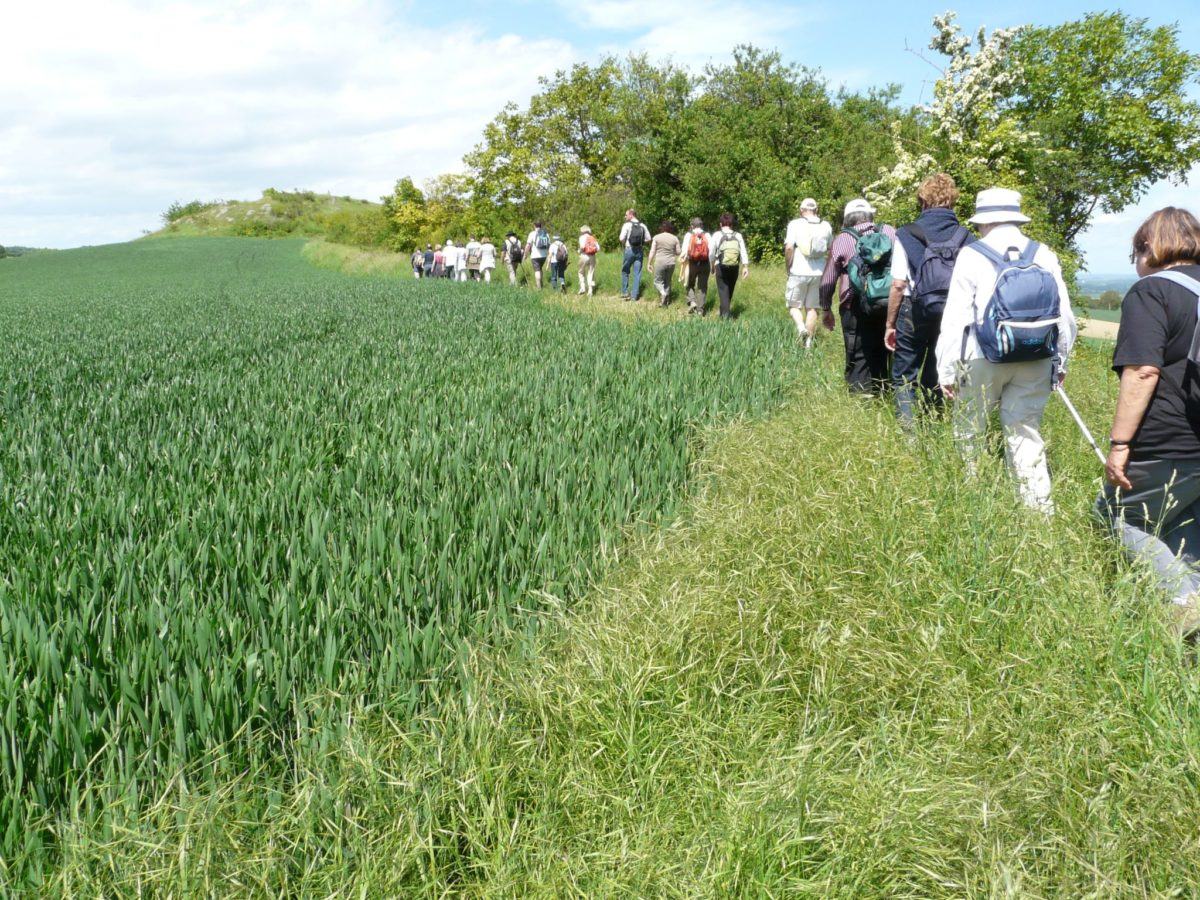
[0,0,574,248]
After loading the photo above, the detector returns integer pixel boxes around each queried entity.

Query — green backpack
[844,228,893,316]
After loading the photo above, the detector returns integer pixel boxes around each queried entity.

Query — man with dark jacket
[884,174,973,425]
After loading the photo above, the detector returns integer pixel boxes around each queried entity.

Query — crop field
[0,238,800,883]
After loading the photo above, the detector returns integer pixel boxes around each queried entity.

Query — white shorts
[785,274,821,310]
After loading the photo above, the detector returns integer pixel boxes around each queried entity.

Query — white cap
[968,187,1030,225]
[800,197,818,211]
[843,198,874,218]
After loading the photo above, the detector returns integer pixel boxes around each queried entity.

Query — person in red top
[819,199,898,395]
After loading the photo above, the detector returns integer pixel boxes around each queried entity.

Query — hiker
[504,232,523,285]
[935,188,1077,514]
[681,217,711,315]
[819,199,897,394]
[784,198,834,347]
[577,225,599,296]
[432,244,445,279]
[618,209,651,301]
[411,248,424,278]
[443,239,456,280]
[647,219,682,307]
[1096,206,1200,635]
[456,242,469,282]
[711,213,750,320]
[525,221,551,289]
[465,235,483,282]
[884,174,973,425]
[479,236,497,283]
[422,244,434,278]
[548,234,569,293]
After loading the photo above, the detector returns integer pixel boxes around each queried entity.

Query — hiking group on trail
[403,180,1200,638]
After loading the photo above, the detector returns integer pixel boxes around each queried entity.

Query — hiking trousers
[839,305,889,394]
[954,357,1054,512]
[621,249,644,298]
[715,264,739,319]
[686,260,709,312]
[893,300,943,424]
[578,253,596,294]
[1096,459,1200,603]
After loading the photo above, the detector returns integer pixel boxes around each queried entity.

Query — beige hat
[800,197,818,211]
[580,225,591,234]
[843,198,874,218]
[968,187,1030,225]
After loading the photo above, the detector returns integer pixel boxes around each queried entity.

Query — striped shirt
[819,222,898,310]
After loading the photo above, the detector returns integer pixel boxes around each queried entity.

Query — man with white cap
[935,187,1078,513]
[784,198,834,347]
[819,198,897,393]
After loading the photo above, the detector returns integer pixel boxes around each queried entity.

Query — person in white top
[443,239,457,280]
[479,236,497,282]
[935,187,1078,513]
[784,198,834,346]
[618,209,651,300]
[547,235,568,293]
[503,233,522,285]
[464,235,483,282]
[525,221,552,289]
[680,217,711,315]
[577,225,600,296]
[710,212,750,320]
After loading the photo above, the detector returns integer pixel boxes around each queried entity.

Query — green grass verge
[46,336,1200,896]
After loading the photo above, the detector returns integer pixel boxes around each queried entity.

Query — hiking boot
[1170,594,1200,641]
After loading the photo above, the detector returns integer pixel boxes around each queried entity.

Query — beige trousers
[954,357,1055,512]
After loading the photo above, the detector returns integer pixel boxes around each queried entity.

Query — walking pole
[1054,384,1106,465]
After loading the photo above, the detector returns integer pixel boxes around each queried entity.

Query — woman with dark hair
[709,212,749,319]
[647,219,682,307]
[1098,206,1200,636]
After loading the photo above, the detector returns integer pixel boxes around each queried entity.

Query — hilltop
[147,188,384,242]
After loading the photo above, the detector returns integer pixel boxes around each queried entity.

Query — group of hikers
[408,210,753,318]
[404,176,1200,640]
[796,173,1200,642]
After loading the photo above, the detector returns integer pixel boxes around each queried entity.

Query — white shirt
[526,229,550,260]
[465,240,482,267]
[784,215,832,276]
[890,240,911,298]
[682,229,710,261]
[618,219,650,250]
[934,223,1078,385]
[479,242,497,268]
[548,240,566,264]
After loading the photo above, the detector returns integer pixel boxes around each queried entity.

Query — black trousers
[714,264,739,319]
[840,304,890,394]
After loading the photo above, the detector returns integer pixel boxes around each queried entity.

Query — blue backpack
[905,224,970,317]
[971,241,1060,363]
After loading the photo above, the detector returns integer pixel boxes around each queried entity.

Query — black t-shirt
[1112,264,1200,459]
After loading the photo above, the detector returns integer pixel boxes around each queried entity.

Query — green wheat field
[4,238,1200,896]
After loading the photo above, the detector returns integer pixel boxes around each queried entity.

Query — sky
[2,0,1198,273]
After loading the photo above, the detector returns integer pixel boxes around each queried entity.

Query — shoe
[622,294,631,301]
[577,290,585,295]
[1170,594,1200,641]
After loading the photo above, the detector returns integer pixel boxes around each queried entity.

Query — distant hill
[0,246,46,257]
[147,189,384,242]
[1077,273,1136,298]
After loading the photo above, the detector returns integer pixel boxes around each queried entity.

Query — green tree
[1008,13,1200,246]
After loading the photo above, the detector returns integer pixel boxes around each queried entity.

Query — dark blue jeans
[892,299,943,423]
[621,249,644,298]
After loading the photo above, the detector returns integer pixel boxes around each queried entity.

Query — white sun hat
[968,187,1031,225]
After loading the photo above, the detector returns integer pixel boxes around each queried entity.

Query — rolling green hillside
[149,188,382,241]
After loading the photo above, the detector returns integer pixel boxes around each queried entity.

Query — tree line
[333,12,1200,280]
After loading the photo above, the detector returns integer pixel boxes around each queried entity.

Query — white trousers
[578,253,596,294]
[954,357,1055,512]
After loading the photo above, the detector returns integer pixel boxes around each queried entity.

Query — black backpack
[905,224,970,318]
[509,239,524,264]
[627,222,646,251]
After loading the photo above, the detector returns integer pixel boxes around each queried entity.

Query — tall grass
[0,237,802,887]
[46,337,1200,896]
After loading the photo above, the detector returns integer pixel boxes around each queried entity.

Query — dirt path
[1081,318,1119,341]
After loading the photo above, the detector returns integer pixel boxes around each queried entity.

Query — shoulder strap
[1148,269,1200,297]
[967,240,1007,268]
[1019,240,1041,264]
